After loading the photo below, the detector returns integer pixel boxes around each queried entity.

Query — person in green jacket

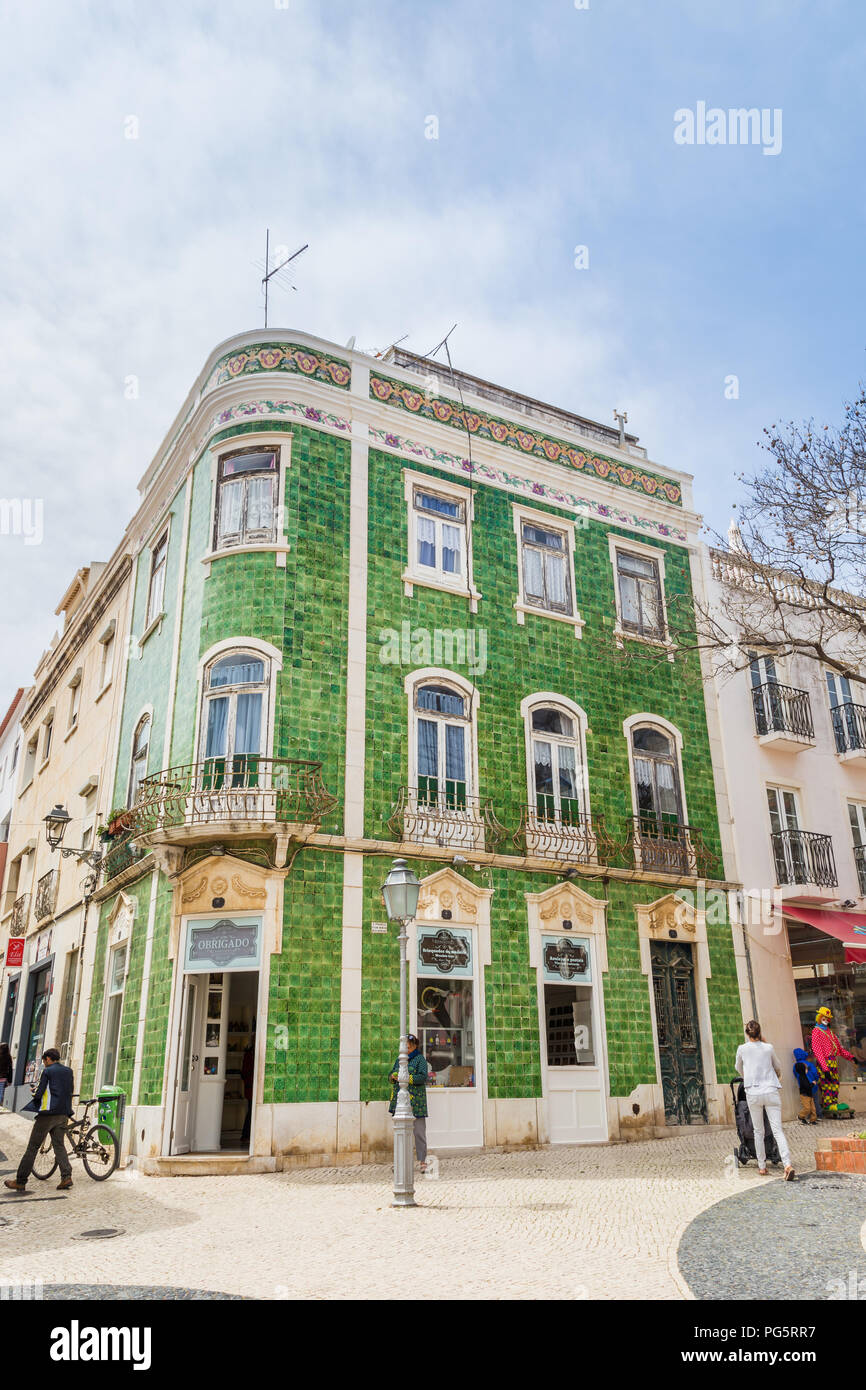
[388,1034,429,1171]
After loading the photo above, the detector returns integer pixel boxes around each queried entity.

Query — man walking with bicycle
[4,1048,74,1192]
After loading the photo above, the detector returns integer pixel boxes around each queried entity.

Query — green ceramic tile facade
[264,847,343,1104]
[88,372,743,1143]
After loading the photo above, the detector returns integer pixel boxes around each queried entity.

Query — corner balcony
[130,757,339,868]
[771,829,838,902]
[831,703,866,763]
[387,784,506,854]
[629,816,720,879]
[513,803,613,866]
[751,682,815,753]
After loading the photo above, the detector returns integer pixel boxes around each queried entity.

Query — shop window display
[789,923,866,1079]
[417,978,475,1088]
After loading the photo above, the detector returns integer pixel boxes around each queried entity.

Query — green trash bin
[96,1085,125,1144]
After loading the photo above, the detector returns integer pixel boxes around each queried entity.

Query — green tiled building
[84,330,745,1168]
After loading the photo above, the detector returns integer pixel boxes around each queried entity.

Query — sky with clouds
[1,0,864,702]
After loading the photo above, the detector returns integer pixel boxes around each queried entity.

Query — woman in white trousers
[735,1019,796,1180]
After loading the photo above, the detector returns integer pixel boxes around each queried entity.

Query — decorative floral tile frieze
[204,341,352,394]
[369,427,687,542]
[210,398,352,433]
[369,371,682,506]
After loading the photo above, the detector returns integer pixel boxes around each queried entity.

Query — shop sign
[185,916,262,972]
[542,935,591,984]
[32,929,52,963]
[418,927,472,978]
[5,937,25,969]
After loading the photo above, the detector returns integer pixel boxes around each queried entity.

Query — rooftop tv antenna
[261,230,309,328]
[613,409,628,446]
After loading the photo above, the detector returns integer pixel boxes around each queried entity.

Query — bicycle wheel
[31,1133,59,1181]
[82,1124,119,1181]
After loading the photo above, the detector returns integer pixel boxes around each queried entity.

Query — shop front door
[415,926,484,1149]
[540,935,607,1143]
[171,976,202,1155]
[650,940,707,1125]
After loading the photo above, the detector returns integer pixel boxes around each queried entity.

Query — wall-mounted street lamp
[43,805,104,885]
[381,856,421,1208]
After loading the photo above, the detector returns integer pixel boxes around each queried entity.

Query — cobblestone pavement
[0,1112,862,1300]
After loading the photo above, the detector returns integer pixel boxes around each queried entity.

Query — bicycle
[30,1097,120,1182]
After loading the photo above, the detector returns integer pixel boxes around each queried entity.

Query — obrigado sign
[185,917,261,971]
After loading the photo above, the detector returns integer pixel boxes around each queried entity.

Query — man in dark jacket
[388,1034,430,1170]
[4,1049,74,1192]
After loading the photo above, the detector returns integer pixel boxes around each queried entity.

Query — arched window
[528,704,583,825]
[414,681,471,809]
[631,725,682,829]
[200,652,268,782]
[127,715,151,807]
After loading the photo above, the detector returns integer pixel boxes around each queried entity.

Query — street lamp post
[381,857,421,1208]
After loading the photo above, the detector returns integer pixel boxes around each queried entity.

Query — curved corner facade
[75,330,746,1169]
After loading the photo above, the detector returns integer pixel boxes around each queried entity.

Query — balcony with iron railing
[34,869,58,924]
[387,783,506,854]
[100,832,148,886]
[9,892,29,934]
[751,682,814,751]
[628,815,720,879]
[512,801,614,866]
[771,828,838,896]
[129,756,339,862]
[854,843,866,897]
[831,703,866,762]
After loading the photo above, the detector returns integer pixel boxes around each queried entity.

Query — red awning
[784,904,866,964]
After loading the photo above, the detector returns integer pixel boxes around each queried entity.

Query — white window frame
[20,734,38,792]
[97,940,129,1091]
[623,713,690,871]
[39,708,55,772]
[203,432,291,573]
[402,470,480,610]
[96,619,116,700]
[127,710,153,808]
[141,523,170,643]
[65,668,83,738]
[407,670,478,799]
[608,535,674,657]
[192,638,283,771]
[512,504,583,635]
[521,693,591,820]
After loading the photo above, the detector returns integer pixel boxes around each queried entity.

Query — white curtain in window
[218,479,244,538]
[546,552,567,606]
[417,515,436,568]
[656,760,679,816]
[557,743,578,799]
[441,524,461,575]
[445,724,466,782]
[523,546,544,599]
[205,697,229,758]
[246,477,274,534]
[417,719,438,777]
[619,574,641,627]
[533,739,554,794]
[639,576,661,633]
[234,693,262,755]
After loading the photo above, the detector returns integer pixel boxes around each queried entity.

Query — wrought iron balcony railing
[629,815,719,879]
[10,892,29,934]
[751,682,814,740]
[771,829,837,889]
[34,869,58,923]
[831,702,866,755]
[387,785,506,853]
[854,843,866,896]
[131,757,338,835]
[101,832,147,884]
[513,804,614,865]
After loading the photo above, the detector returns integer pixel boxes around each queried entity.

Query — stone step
[814,1137,866,1173]
[138,1154,277,1177]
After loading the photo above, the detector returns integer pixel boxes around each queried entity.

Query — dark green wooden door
[650,941,707,1125]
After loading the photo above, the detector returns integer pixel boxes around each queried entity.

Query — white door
[414,925,484,1149]
[171,977,201,1155]
[767,786,803,883]
[540,936,607,1144]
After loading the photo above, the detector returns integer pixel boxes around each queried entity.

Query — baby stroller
[730,1079,783,1168]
